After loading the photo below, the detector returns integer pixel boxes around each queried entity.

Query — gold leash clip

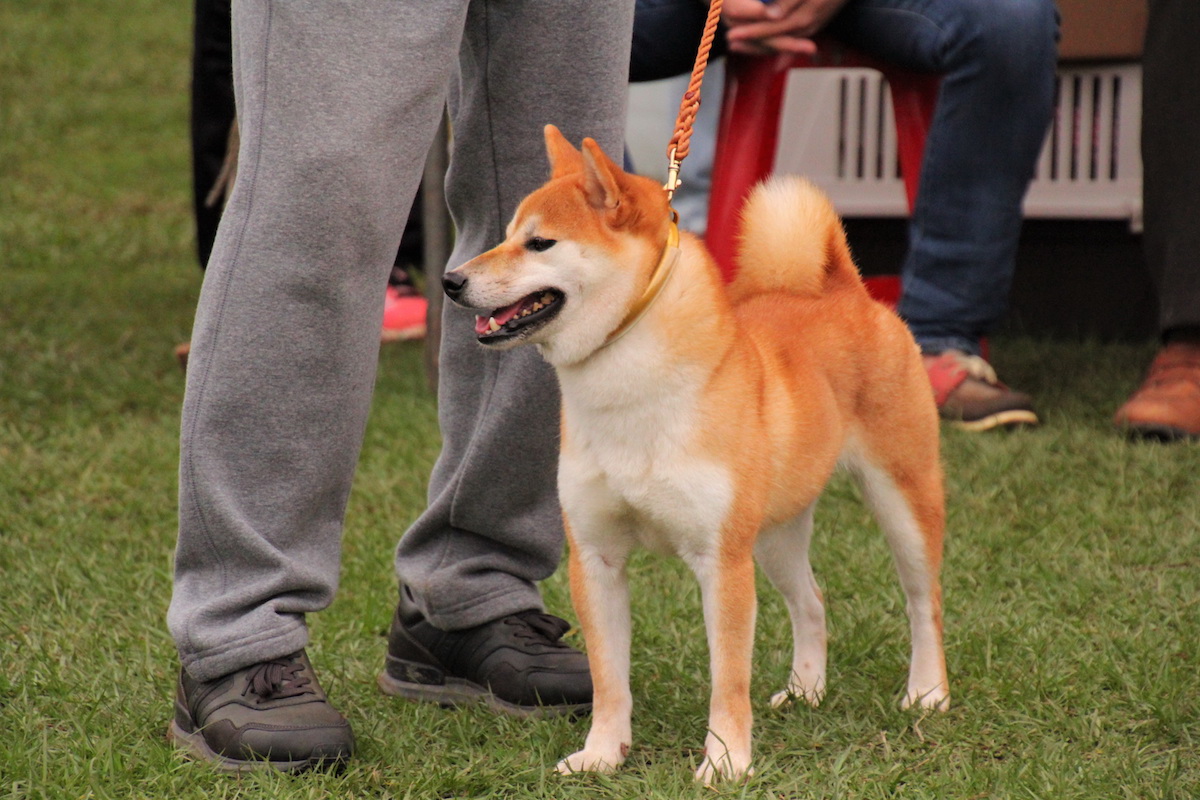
[664,147,682,202]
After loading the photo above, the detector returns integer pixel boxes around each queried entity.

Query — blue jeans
[632,0,1059,356]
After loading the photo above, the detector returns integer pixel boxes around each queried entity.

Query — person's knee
[920,0,1057,95]
[957,0,1059,74]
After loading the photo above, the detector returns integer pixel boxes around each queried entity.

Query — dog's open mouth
[474,289,565,342]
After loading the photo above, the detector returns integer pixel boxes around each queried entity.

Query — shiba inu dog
[441,125,949,783]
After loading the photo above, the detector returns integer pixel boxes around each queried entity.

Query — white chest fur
[556,345,734,559]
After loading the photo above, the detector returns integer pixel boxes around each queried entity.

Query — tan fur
[445,125,950,784]
[729,175,856,301]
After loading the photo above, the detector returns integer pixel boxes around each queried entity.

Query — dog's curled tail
[728,176,860,302]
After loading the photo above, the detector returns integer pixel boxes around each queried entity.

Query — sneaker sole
[950,409,1040,432]
[167,720,348,774]
[380,324,427,343]
[376,669,591,719]
[1120,422,1199,442]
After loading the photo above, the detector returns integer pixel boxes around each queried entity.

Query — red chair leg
[882,71,939,212]
[705,52,940,313]
[706,55,792,282]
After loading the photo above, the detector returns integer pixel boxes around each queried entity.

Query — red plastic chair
[706,45,940,305]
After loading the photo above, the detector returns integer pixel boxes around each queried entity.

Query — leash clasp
[664,147,682,202]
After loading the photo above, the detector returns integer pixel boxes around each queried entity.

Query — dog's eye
[524,236,557,253]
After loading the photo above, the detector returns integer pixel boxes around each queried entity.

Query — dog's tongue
[474,298,526,335]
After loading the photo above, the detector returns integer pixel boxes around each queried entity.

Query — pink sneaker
[382,284,428,342]
[923,349,1039,432]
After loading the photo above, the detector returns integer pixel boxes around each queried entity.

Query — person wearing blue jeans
[632,0,1059,431]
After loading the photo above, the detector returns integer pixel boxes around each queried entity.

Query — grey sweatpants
[169,0,635,682]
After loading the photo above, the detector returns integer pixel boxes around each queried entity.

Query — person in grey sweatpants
[167,0,635,772]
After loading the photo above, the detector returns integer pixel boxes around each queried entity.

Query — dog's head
[442,125,673,365]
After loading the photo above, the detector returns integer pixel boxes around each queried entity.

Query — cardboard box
[1057,0,1147,61]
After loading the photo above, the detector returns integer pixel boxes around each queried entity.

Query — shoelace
[944,350,999,385]
[243,656,315,701]
[506,611,572,645]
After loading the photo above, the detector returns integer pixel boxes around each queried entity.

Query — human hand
[722,0,851,55]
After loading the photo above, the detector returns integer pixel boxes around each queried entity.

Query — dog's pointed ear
[580,138,624,213]
[544,124,584,179]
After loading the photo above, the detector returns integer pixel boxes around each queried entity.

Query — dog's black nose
[442,271,468,300]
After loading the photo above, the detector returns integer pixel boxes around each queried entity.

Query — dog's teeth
[487,317,500,333]
[541,293,555,304]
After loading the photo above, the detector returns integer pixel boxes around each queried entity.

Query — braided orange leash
[664,0,725,201]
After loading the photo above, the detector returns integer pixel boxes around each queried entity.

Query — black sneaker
[378,587,592,717]
[168,650,354,772]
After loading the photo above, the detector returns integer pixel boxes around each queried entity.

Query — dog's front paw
[556,745,627,776]
[694,754,753,786]
[769,679,825,709]
[694,740,753,786]
[902,683,950,711]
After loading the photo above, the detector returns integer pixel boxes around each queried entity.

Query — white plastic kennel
[771,63,1144,229]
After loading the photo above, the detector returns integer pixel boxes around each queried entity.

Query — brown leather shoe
[1113,342,1200,441]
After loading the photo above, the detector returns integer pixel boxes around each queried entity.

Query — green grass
[2,1,1198,797]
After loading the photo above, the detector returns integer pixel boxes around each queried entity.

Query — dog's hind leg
[850,450,950,711]
[754,506,827,708]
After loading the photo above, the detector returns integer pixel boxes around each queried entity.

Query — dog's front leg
[557,534,633,775]
[690,548,757,785]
